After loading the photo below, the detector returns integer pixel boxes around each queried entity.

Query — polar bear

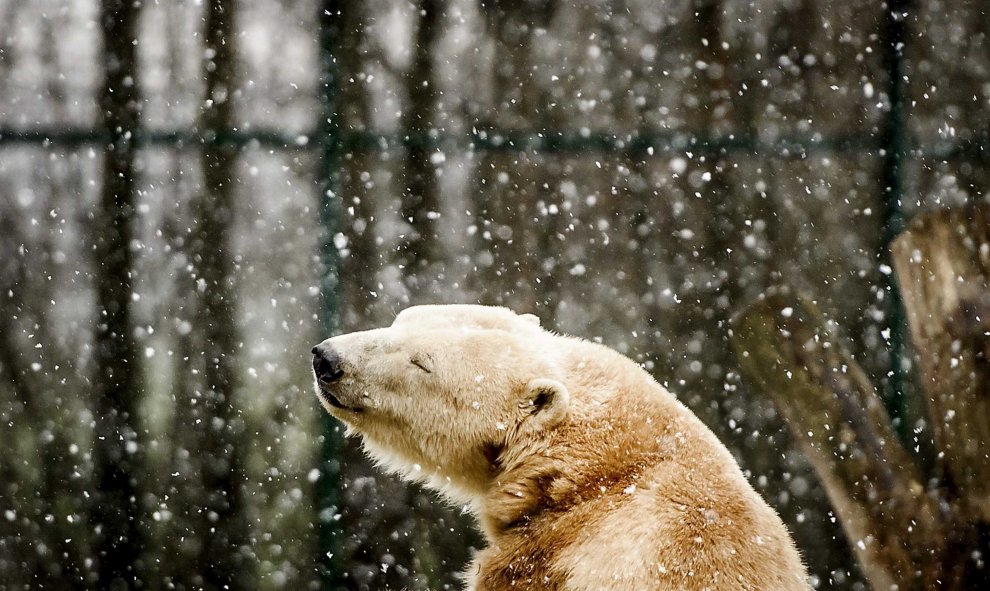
[312,305,810,591]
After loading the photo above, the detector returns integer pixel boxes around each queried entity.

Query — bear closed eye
[311,304,811,591]
[409,352,434,373]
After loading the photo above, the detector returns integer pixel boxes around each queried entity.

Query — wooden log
[731,289,942,590]
[892,204,990,522]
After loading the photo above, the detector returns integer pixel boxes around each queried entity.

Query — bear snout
[311,343,345,384]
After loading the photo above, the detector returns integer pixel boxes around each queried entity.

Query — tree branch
[731,289,942,589]
[892,204,990,520]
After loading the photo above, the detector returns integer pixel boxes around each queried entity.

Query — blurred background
[1,0,987,589]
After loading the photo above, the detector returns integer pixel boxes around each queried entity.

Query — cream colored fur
[313,305,811,591]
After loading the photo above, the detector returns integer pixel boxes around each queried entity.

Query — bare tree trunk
[90,0,144,587]
[337,0,380,328]
[893,205,990,510]
[0,212,37,586]
[34,178,91,590]
[731,290,942,590]
[472,1,558,313]
[892,204,990,587]
[733,202,990,591]
[187,0,250,586]
[399,0,443,287]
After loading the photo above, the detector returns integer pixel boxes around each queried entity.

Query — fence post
[317,0,345,586]
[880,0,910,439]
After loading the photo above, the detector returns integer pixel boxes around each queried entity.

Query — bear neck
[479,348,686,540]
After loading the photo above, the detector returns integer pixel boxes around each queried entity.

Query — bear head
[311,305,573,503]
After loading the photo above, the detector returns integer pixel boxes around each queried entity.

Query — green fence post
[317,0,345,587]
[880,0,910,440]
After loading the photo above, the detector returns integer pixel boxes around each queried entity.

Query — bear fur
[312,304,810,591]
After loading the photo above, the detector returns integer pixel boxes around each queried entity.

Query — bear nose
[312,343,344,383]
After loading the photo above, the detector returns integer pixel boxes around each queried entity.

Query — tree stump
[731,204,990,590]
[892,205,990,522]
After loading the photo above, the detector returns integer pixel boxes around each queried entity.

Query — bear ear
[518,378,570,432]
[520,313,541,326]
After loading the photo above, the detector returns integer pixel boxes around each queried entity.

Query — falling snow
[1,0,988,589]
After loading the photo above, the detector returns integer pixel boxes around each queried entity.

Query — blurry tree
[732,205,990,590]
[337,1,380,328]
[473,0,560,314]
[399,0,443,287]
[90,0,144,588]
[176,0,252,587]
[0,169,92,589]
[0,195,26,583]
